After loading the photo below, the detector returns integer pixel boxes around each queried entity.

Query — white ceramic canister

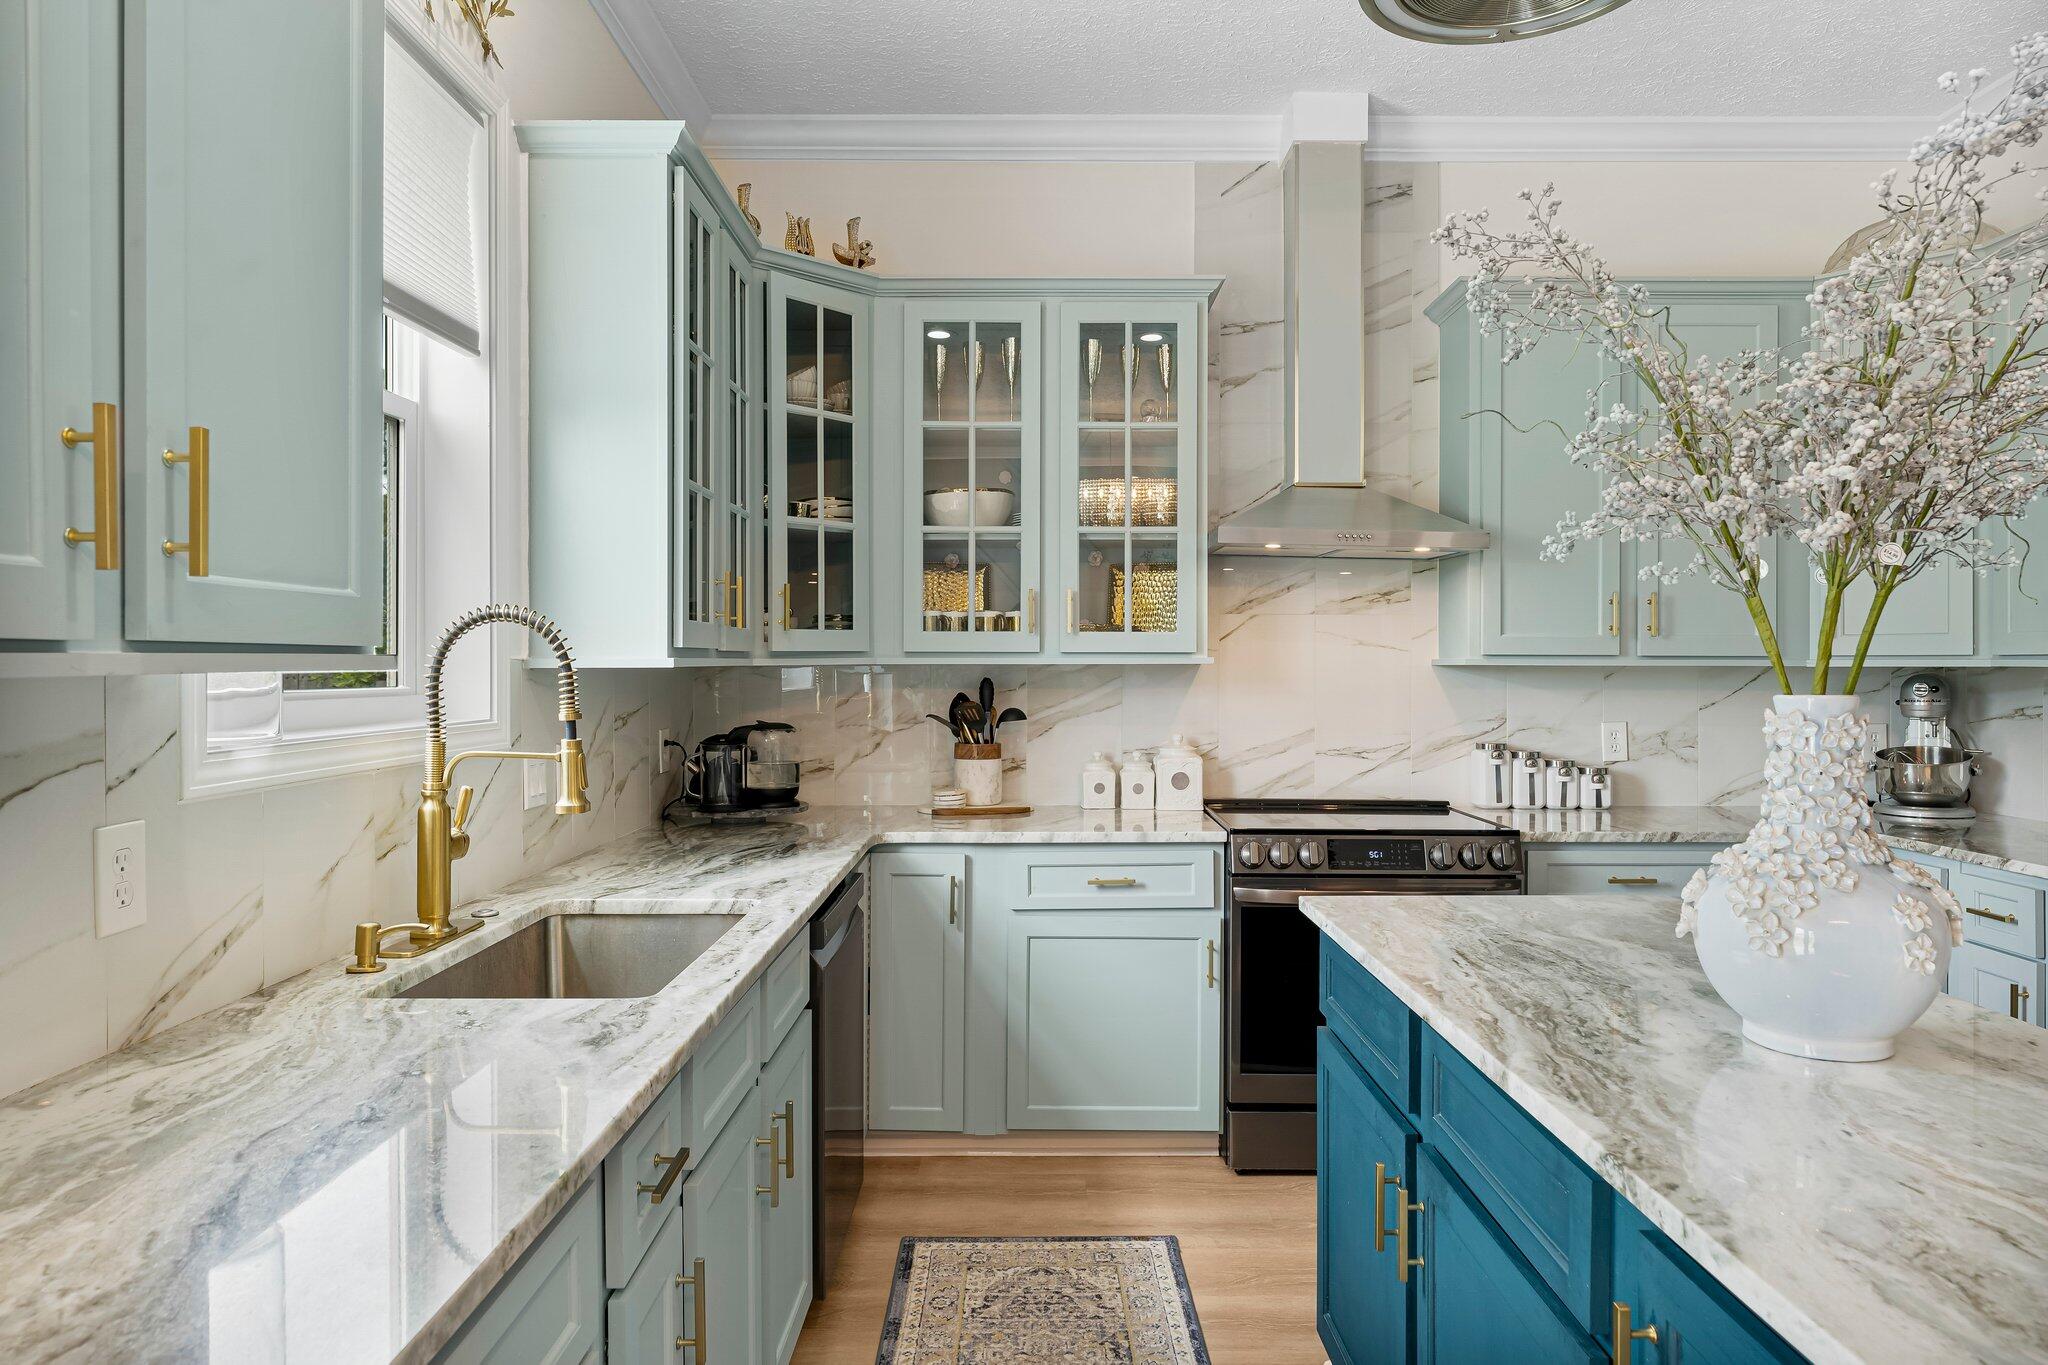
[1512,750,1547,809]
[1547,760,1579,810]
[954,743,1004,808]
[1119,749,1156,810]
[1470,742,1511,809]
[1081,752,1119,809]
[1579,765,1612,810]
[1153,735,1204,811]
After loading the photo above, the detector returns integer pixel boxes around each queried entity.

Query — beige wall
[491,0,659,120]
[708,160,1198,277]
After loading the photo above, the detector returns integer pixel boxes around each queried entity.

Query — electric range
[1205,798,1522,1173]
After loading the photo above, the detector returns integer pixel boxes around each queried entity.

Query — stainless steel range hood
[1209,142,1489,561]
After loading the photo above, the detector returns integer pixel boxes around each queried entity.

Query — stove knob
[1458,842,1485,870]
[1428,840,1453,871]
[1488,842,1517,870]
[1237,840,1265,870]
[1268,839,1296,869]
[1297,840,1325,870]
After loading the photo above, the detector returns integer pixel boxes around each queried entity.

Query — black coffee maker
[682,722,800,815]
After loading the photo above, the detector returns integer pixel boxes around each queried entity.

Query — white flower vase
[1680,695,1963,1062]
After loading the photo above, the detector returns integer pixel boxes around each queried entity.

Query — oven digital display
[1329,838,1425,872]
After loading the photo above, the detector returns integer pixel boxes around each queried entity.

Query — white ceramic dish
[924,488,1016,528]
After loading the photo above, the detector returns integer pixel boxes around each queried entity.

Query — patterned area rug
[876,1235,1211,1365]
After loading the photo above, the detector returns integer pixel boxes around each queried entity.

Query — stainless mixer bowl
[1874,746,1981,808]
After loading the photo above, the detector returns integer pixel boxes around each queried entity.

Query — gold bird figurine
[832,216,876,270]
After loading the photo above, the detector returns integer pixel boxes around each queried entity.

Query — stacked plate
[930,788,968,809]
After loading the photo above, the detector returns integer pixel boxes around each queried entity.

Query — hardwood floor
[793,1154,1323,1363]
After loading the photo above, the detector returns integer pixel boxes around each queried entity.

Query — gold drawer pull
[755,1116,782,1208]
[2012,983,2033,1020]
[1395,1184,1425,1283]
[1612,1301,1660,1365]
[1608,875,1659,886]
[1966,906,2020,925]
[161,426,210,576]
[1087,876,1138,888]
[1372,1161,1399,1253]
[635,1147,688,1204]
[676,1256,707,1360]
[61,401,121,569]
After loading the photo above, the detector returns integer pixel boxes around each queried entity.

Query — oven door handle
[1232,879,1522,904]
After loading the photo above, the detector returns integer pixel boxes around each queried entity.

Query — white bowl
[924,488,1016,528]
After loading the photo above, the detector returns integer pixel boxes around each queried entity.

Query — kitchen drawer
[1320,933,1417,1115]
[1950,865,2047,959]
[1010,847,1218,910]
[1949,941,2045,1025]
[1523,845,1719,897]
[682,984,761,1167]
[602,1071,689,1288]
[758,931,811,1060]
[1419,1032,1606,1335]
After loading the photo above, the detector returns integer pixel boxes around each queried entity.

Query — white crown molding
[586,0,710,127]
[699,113,1284,163]
[1361,114,1932,162]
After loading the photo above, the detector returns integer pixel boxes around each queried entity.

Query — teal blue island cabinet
[1315,934,1802,1365]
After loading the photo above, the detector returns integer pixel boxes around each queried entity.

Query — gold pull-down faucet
[347,605,588,974]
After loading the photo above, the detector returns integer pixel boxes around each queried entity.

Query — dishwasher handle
[811,872,865,963]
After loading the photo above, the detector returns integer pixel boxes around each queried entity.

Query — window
[181,4,515,797]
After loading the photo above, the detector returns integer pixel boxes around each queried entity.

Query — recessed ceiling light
[1139,332,1165,343]
[1221,566,1235,572]
[1338,569,1354,576]
[1264,543,1282,551]
[1358,0,1637,44]
[927,329,951,340]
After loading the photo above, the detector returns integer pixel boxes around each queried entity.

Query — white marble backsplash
[0,667,689,1098]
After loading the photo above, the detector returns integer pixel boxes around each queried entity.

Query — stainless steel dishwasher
[810,870,864,1294]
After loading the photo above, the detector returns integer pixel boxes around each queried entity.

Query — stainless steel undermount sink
[395,913,743,1000]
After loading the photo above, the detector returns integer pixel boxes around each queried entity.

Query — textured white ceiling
[650,0,2036,120]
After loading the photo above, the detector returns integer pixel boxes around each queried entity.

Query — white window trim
[178,0,525,800]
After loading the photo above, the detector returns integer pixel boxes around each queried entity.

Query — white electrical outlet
[1600,722,1630,764]
[524,759,551,811]
[93,820,147,937]
[657,728,675,775]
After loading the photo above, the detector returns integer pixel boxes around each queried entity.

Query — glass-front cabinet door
[717,242,759,653]
[1057,302,1200,653]
[902,302,1043,653]
[672,174,725,650]
[770,274,867,651]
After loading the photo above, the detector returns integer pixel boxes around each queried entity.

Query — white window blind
[384,35,484,354]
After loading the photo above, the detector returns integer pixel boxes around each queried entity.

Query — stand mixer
[1873,673,1983,827]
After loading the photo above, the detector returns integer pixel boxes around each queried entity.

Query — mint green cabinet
[1055,301,1203,655]
[682,1081,763,1365]
[759,1013,813,1365]
[901,300,1044,652]
[870,849,968,1130]
[673,174,729,652]
[1987,500,2048,656]
[1003,907,1220,1129]
[438,1179,606,1365]
[123,0,386,647]
[769,274,869,651]
[0,0,117,644]
[606,1206,688,1365]
[1812,564,1975,659]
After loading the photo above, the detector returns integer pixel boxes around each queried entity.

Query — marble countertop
[0,805,1219,1364]
[1302,891,2048,1365]
[1494,804,2048,880]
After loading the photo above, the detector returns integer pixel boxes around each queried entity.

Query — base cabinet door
[871,850,968,1131]
[1004,908,1219,1130]
[1318,1029,1416,1365]
[1948,941,2045,1025]
[759,1013,814,1365]
[1414,1148,1605,1365]
[1615,1211,1801,1365]
[682,1085,763,1365]
[439,1181,606,1365]
[607,1208,687,1365]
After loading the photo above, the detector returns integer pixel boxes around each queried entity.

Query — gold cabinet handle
[779,581,793,631]
[676,1256,707,1360]
[1607,592,1619,637]
[755,1115,782,1208]
[947,873,960,926]
[61,401,121,569]
[1612,1301,1660,1365]
[1066,587,1077,635]
[1394,1184,1425,1283]
[2012,983,2032,1020]
[1645,591,1659,637]
[732,572,744,628]
[1027,588,1038,635]
[1608,875,1660,886]
[1966,906,2020,925]
[1087,876,1138,888]
[779,1098,796,1178]
[636,1148,689,1204]
[1205,938,1217,988]
[1373,1161,1399,1253]
[161,426,210,576]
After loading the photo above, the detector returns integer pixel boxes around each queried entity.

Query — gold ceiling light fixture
[1358,0,1638,44]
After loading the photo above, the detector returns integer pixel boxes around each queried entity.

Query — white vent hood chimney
[1209,140,1488,560]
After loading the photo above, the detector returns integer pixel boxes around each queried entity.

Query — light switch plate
[1599,722,1630,764]
[657,729,675,775]
[94,820,147,937]
[523,759,551,811]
